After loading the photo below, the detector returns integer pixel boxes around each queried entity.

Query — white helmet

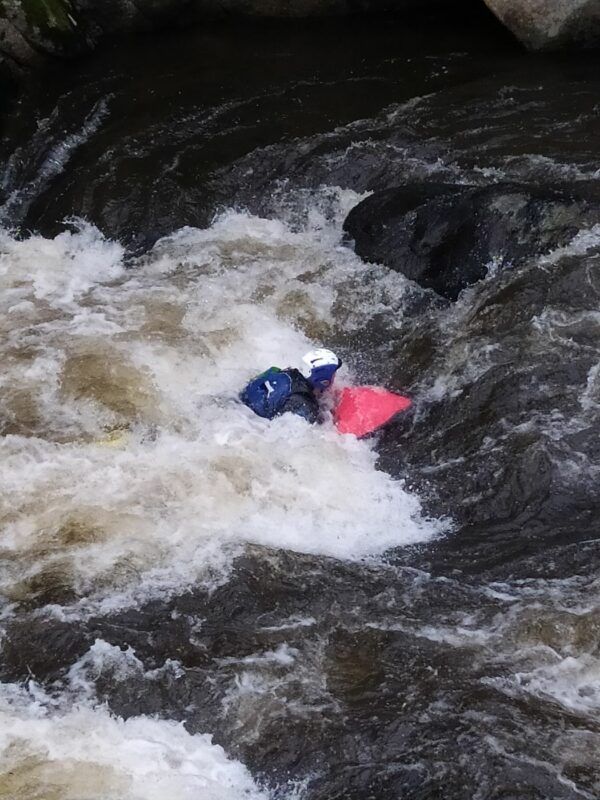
[301,348,342,390]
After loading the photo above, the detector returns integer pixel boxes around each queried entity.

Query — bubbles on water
[0,680,269,800]
[220,637,335,745]
[0,220,124,307]
[0,205,440,613]
[510,655,600,716]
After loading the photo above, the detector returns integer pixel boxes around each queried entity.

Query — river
[1,9,600,800]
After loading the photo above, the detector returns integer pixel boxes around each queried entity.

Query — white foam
[539,223,600,267]
[581,362,600,412]
[501,154,600,184]
[490,654,600,718]
[0,682,269,800]
[0,220,124,308]
[0,206,441,611]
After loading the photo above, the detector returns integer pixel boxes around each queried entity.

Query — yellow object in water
[95,429,131,449]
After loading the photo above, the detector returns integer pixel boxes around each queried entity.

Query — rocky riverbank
[1,0,599,73]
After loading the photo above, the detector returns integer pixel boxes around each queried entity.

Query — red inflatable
[334,386,412,438]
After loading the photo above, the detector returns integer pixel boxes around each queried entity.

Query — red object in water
[334,386,412,437]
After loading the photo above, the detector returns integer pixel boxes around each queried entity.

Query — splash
[0,208,441,612]
[0,681,269,800]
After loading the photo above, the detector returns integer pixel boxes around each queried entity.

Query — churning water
[0,199,441,797]
[2,12,600,800]
[1,203,439,604]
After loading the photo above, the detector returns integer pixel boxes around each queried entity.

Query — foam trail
[0,98,111,227]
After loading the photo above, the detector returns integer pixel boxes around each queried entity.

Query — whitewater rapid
[0,196,442,798]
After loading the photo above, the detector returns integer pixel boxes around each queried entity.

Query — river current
[1,11,600,800]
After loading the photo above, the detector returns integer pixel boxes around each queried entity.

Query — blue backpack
[240,367,293,419]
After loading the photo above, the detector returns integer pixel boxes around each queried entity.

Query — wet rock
[2,0,597,67]
[0,13,39,66]
[0,0,475,66]
[0,0,178,67]
[483,0,600,51]
[0,0,82,65]
[0,617,93,682]
[343,183,599,300]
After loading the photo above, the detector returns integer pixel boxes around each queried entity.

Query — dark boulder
[0,0,192,68]
[484,0,600,51]
[0,0,82,66]
[343,182,600,300]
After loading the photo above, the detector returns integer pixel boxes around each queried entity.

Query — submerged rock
[483,0,600,50]
[343,183,600,300]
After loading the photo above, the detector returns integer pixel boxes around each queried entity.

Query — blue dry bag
[240,367,293,419]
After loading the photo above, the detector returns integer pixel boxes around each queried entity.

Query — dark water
[2,9,600,800]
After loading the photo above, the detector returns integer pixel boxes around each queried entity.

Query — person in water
[240,348,342,424]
